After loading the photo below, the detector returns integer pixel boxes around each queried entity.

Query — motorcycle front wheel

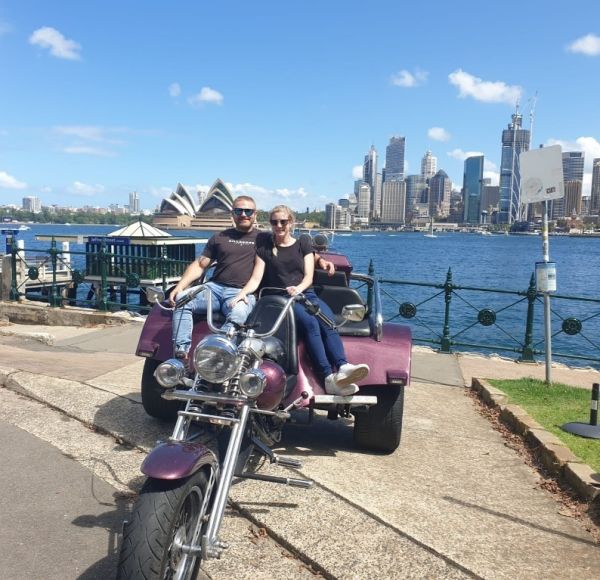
[117,468,215,580]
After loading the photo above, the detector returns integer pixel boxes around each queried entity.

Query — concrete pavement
[0,319,599,579]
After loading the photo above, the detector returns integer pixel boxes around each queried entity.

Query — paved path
[0,322,598,579]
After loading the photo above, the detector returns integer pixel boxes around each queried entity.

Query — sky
[1,0,600,212]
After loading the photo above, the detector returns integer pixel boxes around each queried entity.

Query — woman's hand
[168,286,183,306]
[229,291,248,308]
[285,286,300,296]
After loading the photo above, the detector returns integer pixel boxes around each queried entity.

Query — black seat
[245,295,298,376]
[313,285,371,337]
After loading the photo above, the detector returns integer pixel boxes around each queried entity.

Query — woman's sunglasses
[232,207,255,217]
[270,219,289,226]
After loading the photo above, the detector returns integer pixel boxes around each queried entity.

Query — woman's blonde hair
[270,205,295,256]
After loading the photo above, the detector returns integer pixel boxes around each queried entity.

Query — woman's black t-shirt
[255,233,313,289]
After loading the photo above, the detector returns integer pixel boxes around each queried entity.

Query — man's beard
[235,220,254,232]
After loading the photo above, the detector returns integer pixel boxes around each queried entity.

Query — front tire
[353,385,404,453]
[141,358,183,421]
[117,468,215,580]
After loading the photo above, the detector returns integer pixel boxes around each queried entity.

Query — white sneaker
[324,374,359,396]
[335,363,369,387]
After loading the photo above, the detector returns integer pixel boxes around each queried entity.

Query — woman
[231,205,369,396]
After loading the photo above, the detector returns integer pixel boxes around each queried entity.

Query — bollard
[561,383,600,439]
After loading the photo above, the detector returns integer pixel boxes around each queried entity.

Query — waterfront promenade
[0,319,599,579]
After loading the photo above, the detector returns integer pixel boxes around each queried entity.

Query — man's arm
[314,252,335,276]
[168,255,212,304]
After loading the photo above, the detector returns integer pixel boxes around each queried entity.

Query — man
[170,195,334,358]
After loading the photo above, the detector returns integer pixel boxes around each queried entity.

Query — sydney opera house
[153,179,236,230]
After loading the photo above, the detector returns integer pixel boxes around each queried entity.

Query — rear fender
[141,441,217,480]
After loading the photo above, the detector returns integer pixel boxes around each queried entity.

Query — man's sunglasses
[232,208,255,217]
[270,219,289,226]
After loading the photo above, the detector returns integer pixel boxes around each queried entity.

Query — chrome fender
[141,441,217,480]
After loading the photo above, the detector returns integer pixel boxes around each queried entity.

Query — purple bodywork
[136,255,412,410]
[142,441,216,479]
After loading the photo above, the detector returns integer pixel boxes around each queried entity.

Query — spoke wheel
[118,468,216,580]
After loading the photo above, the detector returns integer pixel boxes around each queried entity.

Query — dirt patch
[466,387,600,544]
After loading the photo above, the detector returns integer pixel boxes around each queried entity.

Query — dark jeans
[293,291,347,379]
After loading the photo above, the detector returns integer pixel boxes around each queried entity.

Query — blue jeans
[172,281,256,355]
[293,291,347,380]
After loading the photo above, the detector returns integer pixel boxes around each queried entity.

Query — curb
[471,377,600,502]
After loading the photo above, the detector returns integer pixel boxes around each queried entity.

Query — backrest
[312,269,348,287]
[312,285,364,315]
[245,294,298,375]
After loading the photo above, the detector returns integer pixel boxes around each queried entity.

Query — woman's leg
[310,294,347,369]
[293,301,333,380]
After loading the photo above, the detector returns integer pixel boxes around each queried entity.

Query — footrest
[313,395,377,405]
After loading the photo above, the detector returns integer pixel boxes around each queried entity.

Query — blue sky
[1,0,599,212]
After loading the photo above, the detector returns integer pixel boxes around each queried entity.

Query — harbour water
[5,224,600,366]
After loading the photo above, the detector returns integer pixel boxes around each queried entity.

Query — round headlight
[154,358,186,388]
[238,369,267,398]
[193,335,240,383]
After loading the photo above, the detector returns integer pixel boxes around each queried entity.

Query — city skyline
[1,1,599,211]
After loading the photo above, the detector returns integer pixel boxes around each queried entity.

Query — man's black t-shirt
[255,233,313,289]
[201,228,259,288]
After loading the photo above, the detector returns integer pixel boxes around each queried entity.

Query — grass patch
[488,378,600,473]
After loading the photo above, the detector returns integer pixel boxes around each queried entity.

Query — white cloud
[352,165,363,179]
[63,145,116,157]
[0,21,11,36]
[0,171,27,189]
[391,68,428,88]
[428,127,451,142]
[447,148,484,161]
[483,170,500,186]
[567,34,600,56]
[68,181,105,196]
[169,82,181,97]
[54,125,125,144]
[448,69,522,105]
[29,27,81,60]
[188,87,224,106]
[275,187,309,199]
[546,136,600,195]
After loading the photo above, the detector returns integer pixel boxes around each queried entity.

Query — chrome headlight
[238,369,267,398]
[154,358,186,388]
[193,335,240,383]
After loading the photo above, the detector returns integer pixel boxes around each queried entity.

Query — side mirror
[341,304,366,322]
[146,286,166,304]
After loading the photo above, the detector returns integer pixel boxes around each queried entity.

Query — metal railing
[372,261,600,367]
[7,239,189,312]
[5,241,599,367]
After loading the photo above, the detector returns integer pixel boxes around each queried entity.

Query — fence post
[49,237,60,307]
[520,273,537,362]
[98,240,109,311]
[367,259,374,312]
[10,245,19,300]
[161,244,168,291]
[440,268,453,353]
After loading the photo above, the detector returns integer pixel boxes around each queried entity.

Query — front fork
[201,404,250,559]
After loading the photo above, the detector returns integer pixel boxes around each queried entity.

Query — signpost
[520,144,564,384]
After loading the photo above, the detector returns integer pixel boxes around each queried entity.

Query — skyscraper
[463,156,484,224]
[551,151,584,218]
[357,183,371,219]
[385,136,405,181]
[591,158,600,215]
[363,145,380,219]
[129,191,140,213]
[563,181,583,217]
[421,150,437,180]
[405,175,428,222]
[499,110,530,224]
[22,196,41,213]
[380,180,406,224]
[428,170,451,218]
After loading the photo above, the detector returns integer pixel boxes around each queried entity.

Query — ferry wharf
[0,317,599,579]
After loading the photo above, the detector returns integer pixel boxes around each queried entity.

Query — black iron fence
[5,240,600,367]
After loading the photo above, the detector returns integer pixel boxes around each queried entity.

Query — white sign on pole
[520,144,564,204]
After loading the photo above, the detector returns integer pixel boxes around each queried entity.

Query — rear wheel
[141,358,183,421]
[353,385,404,453]
[117,468,215,580]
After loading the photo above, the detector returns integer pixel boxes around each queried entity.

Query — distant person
[169,196,334,359]
[231,204,369,396]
